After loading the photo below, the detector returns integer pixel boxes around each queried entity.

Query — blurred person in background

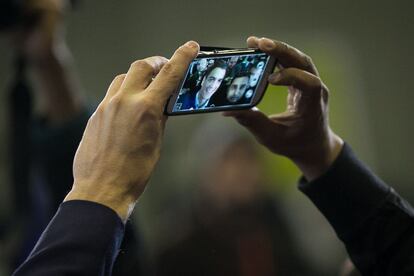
[155,121,314,275]
[9,36,414,276]
[1,0,148,274]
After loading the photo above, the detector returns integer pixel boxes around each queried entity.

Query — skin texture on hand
[224,37,343,181]
[64,41,200,222]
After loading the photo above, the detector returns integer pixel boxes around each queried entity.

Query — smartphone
[165,48,277,115]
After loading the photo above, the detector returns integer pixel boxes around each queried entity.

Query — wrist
[64,185,136,223]
[293,129,344,181]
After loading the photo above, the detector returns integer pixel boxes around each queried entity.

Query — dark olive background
[0,0,413,274]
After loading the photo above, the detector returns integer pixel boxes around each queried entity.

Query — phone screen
[169,52,272,114]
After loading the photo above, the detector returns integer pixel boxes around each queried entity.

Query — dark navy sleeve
[299,143,414,275]
[13,200,125,276]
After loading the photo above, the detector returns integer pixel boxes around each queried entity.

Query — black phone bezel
[164,48,277,116]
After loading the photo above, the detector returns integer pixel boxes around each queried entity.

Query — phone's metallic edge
[164,49,277,116]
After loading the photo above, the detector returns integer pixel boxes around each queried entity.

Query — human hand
[224,36,343,181]
[64,41,200,221]
[13,0,67,61]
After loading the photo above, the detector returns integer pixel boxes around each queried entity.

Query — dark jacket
[12,200,124,276]
[13,144,414,275]
[299,143,414,275]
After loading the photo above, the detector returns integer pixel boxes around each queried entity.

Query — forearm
[299,143,414,274]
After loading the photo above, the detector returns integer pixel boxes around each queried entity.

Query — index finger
[247,36,319,76]
[146,41,199,102]
[121,56,168,92]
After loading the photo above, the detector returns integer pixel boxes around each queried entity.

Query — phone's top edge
[197,48,261,56]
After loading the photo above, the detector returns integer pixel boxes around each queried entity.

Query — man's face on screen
[227,76,249,103]
[200,67,226,98]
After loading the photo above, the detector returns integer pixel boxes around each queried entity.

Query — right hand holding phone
[224,36,343,181]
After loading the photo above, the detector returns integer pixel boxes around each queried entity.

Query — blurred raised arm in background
[2,1,148,274]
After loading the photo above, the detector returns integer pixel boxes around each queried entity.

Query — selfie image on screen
[173,53,269,112]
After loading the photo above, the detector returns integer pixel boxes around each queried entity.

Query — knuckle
[300,54,316,74]
[114,73,127,81]
[273,41,290,55]
[90,104,106,123]
[321,81,330,102]
[303,55,314,67]
[95,103,106,116]
[161,62,174,74]
[311,77,324,95]
[279,41,290,52]
[108,94,125,107]
[130,59,153,71]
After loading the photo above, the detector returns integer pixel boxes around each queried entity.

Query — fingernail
[261,38,275,50]
[184,41,199,49]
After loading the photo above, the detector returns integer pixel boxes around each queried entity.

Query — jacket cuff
[36,200,124,270]
[16,200,125,276]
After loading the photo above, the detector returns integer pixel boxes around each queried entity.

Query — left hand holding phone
[64,41,200,222]
[224,36,343,181]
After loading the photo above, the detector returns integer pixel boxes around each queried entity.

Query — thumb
[223,107,278,143]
